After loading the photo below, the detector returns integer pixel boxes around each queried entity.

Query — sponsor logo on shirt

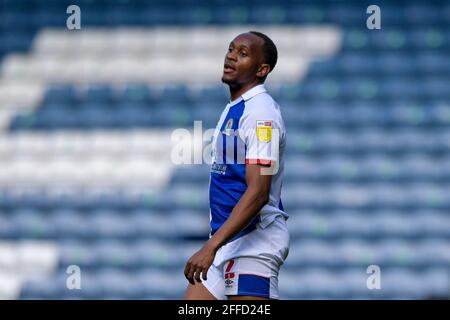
[224,272,235,288]
[256,120,272,142]
[211,163,227,175]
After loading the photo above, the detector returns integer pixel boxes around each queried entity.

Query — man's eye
[228,48,233,52]
[240,51,247,56]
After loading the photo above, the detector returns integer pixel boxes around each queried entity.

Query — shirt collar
[241,84,267,101]
[228,84,267,106]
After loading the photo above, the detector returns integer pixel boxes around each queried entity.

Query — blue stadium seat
[59,240,99,269]
[430,104,450,126]
[51,209,95,239]
[2,31,33,52]
[307,60,337,77]
[404,4,445,26]
[198,86,229,102]
[159,85,191,103]
[63,271,103,299]
[84,85,114,103]
[9,208,54,239]
[170,165,210,185]
[379,78,425,100]
[337,240,377,267]
[370,213,417,239]
[377,53,416,75]
[414,212,450,238]
[380,269,425,299]
[96,268,143,299]
[0,213,15,238]
[283,269,340,299]
[90,210,135,239]
[94,240,138,269]
[420,268,450,299]
[288,211,332,239]
[288,240,339,268]
[336,268,376,299]
[38,106,81,130]
[79,107,115,129]
[326,5,364,26]
[339,53,378,75]
[114,106,154,128]
[82,189,129,211]
[410,29,449,50]
[362,156,401,182]
[167,185,209,210]
[182,7,214,25]
[135,269,186,298]
[120,84,153,104]
[374,240,418,268]
[45,84,77,104]
[416,53,450,75]
[423,77,450,100]
[20,275,64,300]
[286,5,326,24]
[129,210,172,238]
[249,6,288,24]
[416,240,450,268]
[33,8,66,27]
[284,157,323,183]
[171,210,210,238]
[132,240,179,268]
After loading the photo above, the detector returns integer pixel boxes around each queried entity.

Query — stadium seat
[20,275,64,300]
[58,240,99,269]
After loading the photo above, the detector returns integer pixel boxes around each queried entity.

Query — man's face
[221,33,265,86]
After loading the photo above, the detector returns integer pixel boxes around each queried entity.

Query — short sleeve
[239,103,283,166]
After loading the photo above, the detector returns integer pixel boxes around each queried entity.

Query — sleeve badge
[256,120,272,142]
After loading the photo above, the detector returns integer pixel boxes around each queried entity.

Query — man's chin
[221,75,234,84]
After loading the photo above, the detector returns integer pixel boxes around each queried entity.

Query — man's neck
[229,80,262,102]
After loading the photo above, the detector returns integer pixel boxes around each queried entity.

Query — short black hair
[249,31,278,79]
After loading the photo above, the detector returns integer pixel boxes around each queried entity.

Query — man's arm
[207,163,272,250]
[184,164,272,285]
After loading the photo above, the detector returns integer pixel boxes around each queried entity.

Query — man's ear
[256,63,271,78]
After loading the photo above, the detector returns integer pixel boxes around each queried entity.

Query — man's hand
[184,243,217,285]
[184,164,271,285]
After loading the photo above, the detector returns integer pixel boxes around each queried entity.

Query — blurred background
[0,0,449,299]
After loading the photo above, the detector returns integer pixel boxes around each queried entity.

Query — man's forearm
[205,187,269,252]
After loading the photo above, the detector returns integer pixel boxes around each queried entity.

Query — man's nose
[226,50,237,61]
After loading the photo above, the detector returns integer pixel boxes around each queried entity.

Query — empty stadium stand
[0,0,449,299]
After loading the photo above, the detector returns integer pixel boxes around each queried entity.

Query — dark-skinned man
[184,31,289,300]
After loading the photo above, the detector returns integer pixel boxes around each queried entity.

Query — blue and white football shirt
[209,84,288,242]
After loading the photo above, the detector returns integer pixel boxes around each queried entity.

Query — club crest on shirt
[256,120,272,142]
[222,118,234,136]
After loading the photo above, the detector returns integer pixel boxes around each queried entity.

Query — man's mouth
[223,63,236,73]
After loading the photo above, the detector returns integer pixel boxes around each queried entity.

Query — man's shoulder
[244,91,280,112]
